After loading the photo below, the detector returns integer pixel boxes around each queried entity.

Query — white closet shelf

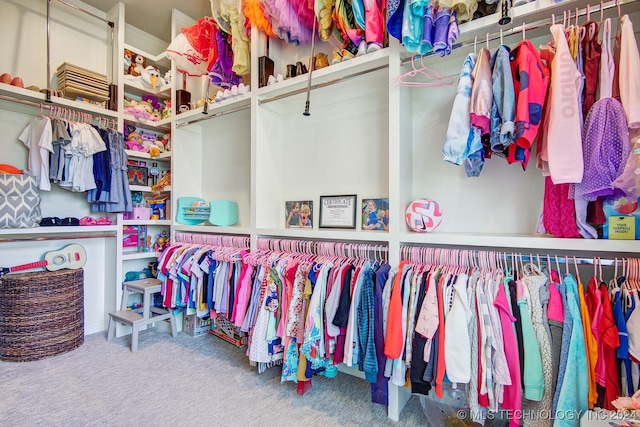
[257,228,391,243]
[399,232,640,253]
[122,250,161,260]
[124,149,172,161]
[256,48,390,104]
[173,224,252,235]
[121,219,171,226]
[123,43,171,70]
[0,84,118,118]
[0,225,118,237]
[123,79,171,98]
[123,113,172,129]
[129,185,171,192]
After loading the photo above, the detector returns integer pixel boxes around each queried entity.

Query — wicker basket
[0,269,84,362]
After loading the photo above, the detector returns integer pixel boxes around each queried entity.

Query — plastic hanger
[389,55,454,87]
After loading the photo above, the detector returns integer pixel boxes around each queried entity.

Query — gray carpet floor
[0,329,428,426]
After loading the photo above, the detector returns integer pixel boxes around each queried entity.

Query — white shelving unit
[1,0,639,422]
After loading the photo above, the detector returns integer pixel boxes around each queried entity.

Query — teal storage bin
[177,197,209,225]
[209,200,238,226]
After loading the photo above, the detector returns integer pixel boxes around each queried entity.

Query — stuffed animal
[124,131,148,152]
[161,100,171,120]
[163,70,172,86]
[140,66,161,89]
[124,49,133,74]
[153,231,170,252]
[141,95,161,111]
[160,133,171,151]
[129,54,146,76]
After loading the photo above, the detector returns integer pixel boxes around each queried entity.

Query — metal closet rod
[46,0,115,103]
[53,0,115,27]
[0,233,117,243]
[413,0,628,61]
[175,104,252,128]
[258,64,388,105]
[0,94,117,127]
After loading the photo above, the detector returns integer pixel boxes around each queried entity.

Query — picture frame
[361,198,389,232]
[127,165,148,186]
[319,195,357,229]
[285,200,313,228]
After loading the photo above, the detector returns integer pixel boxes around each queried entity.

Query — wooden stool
[107,278,177,352]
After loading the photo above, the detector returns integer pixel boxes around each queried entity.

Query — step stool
[107,278,177,352]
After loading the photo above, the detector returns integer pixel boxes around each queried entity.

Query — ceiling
[81,0,212,42]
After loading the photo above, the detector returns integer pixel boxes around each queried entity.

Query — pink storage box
[132,207,151,220]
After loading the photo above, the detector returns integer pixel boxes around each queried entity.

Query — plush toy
[153,231,170,252]
[161,100,171,120]
[163,70,172,86]
[141,95,161,111]
[129,54,146,76]
[160,133,171,152]
[140,66,162,89]
[124,49,133,74]
[124,131,148,152]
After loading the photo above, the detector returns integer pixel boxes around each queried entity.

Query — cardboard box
[210,314,247,347]
[603,196,640,240]
[183,314,212,337]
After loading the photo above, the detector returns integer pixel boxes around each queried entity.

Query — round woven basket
[0,268,84,362]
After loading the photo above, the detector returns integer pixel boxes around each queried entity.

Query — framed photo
[362,198,389,231]
[319,195,357,229]
[285,200,313,228]
[127,165,148,186]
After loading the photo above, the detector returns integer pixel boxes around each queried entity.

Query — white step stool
[107,278,177,352]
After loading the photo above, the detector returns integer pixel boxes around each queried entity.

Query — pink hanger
[390,55,454,87]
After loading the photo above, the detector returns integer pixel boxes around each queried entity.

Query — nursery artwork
[285,200,313,228]
[362,198,389,231]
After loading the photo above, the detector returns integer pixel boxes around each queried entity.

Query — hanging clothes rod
[258,64,388,105]
[401,248,626,267]
[54,0,115,27]
[0,232,117,243]
[0,94,117,122]
[413,0,632,61]
[175,104,251,128]
[46,0,115,103]
[174,231,251,248]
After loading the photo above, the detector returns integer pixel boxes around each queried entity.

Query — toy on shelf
[128,53,146,76]
[125,131,148,152]
[144,193,169,220]
[177,197,209,225]
[153,231,170,252]
[122,225,149,252]
[140,66,162,90]
[124,95,171,123]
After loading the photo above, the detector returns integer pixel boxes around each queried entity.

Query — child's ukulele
[0,243,87,277]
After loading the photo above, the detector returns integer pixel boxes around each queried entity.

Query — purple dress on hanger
[209,31,242,88]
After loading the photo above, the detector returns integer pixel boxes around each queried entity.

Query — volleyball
[405,198,442,233]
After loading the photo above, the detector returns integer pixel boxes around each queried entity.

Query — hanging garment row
[157,237,392,404]
[394,247,640,427]
[156,236,640,425]
[15,103,131,213]
[439,2,639,239]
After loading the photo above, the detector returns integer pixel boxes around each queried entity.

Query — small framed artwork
[285,200,313,228]
[319,195,357,229]
[127,165,148,186]
[362,198,389,231]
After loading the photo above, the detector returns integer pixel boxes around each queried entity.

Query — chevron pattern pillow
[0,173,42,228]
